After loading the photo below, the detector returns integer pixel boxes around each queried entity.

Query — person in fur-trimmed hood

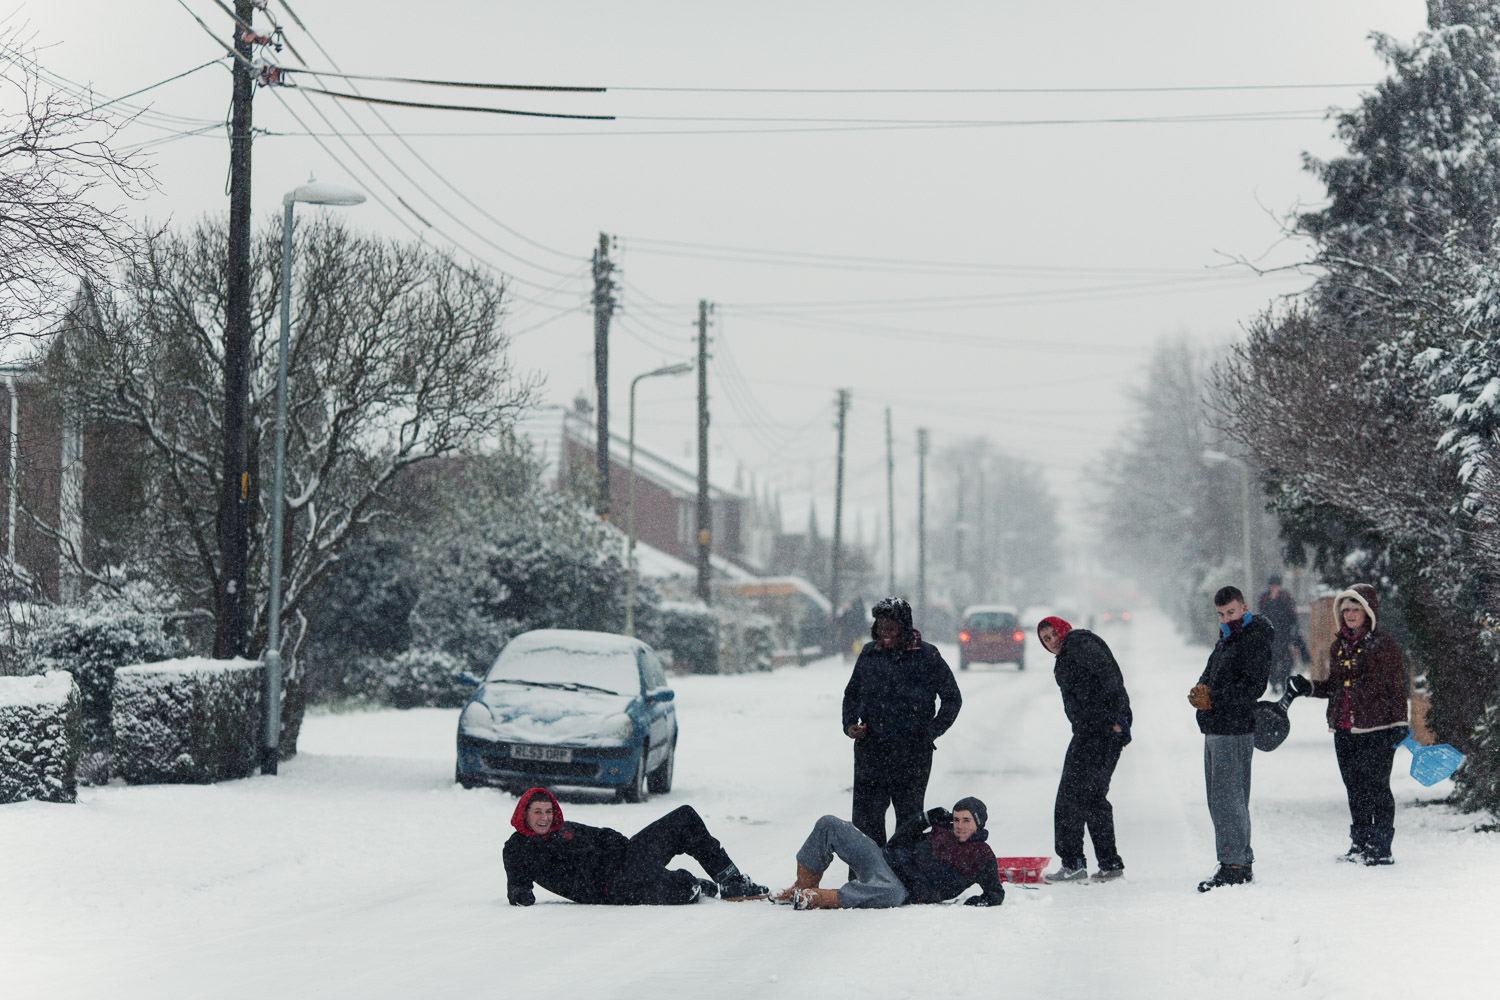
[841,597,962,848]
[502,787,767,906]
[770,796,1006,909]
[1287,583,1410,865]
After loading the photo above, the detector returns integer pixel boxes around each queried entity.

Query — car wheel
[1016,658,1025,671]
[455,764,478,789]
[618,744,650,803]
[648,737,676,794]
[958,655,969,671]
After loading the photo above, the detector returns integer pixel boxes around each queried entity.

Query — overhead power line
[286,83,616,120]
[610,82,1374,94]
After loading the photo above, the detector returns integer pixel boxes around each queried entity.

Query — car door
[638,647,675,769]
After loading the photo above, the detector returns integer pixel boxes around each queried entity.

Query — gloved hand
[1188,684,1212,711]
[927,806,953,827]
[508,887,535,907]
[1287,675,1313,697]
[965,893,1002,907]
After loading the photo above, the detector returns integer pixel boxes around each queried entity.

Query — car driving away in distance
[957,604,1026,671]
[455,628,677,802]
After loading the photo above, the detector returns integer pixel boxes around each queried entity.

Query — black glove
[965,893,1002,907]
[508,887,535,907]
[926,806,953,827]
[1287,675,1312,697]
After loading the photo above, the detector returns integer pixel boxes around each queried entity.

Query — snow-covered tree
[32,216,533,752]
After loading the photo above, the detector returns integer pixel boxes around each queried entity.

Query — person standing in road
[1287,583,1409,865]
[1257,574,1307,696]
[1036,615,1132,884]
[842,597,962,847]
[1189,586,1272,892]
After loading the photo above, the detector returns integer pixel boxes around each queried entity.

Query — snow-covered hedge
[346,648,471,709]
[717,609,776,674]
[0,672,81,804]
[18,584,182,770]
[111,658,262,785]
[651,601,719,674]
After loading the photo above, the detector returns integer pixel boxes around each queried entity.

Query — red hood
[510,787,564,837]
[1038,616,1072,644]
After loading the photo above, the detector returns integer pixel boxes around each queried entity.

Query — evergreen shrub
[0,672,81,804]
[111,658,262,784]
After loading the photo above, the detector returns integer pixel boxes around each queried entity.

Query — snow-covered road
[2,611,1493,999]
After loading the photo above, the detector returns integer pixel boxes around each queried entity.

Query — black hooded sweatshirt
[503,787,628,905]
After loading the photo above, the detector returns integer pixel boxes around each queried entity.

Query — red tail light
[1121,612,1131,621]
[959,631,971,643]
[1013,631,1024,642]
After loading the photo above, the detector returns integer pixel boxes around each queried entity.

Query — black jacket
[1195,615,1273,735]
[842,637,962,746]
[882,812,1006,906]
[1053,628,1132,739]
[504,820,629,905]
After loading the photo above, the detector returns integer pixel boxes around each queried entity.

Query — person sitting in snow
[770,796,1005,909]
[504,787,768,906]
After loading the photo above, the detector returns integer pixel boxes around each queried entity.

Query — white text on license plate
[510,745,572,762]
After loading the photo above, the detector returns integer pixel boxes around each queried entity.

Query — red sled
[995,856,1050,884]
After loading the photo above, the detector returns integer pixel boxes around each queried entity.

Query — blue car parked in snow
[455,629,678,802]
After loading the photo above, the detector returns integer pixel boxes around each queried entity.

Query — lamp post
[625,361,695,637]
[1203,449,1254,602]
[263,180,365,775]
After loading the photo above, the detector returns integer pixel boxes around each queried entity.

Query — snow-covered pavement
[2,611,1493,999]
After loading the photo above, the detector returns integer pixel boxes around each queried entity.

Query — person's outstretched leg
[615,805,765,902]
[791,814,906,908]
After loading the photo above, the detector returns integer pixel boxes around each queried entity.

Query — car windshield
[967,612,1016,631]
[485,642,640,696]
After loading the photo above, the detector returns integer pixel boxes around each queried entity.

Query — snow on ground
[2,610,1495,999]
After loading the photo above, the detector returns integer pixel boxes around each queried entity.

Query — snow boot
[771,863,822,904]
[1362,828,1394,866]
[1044,861,1089,884]
[793,887,841,910]
[1090,862,1125,882]
[1196,863,1252,892]
[714,864,770,901]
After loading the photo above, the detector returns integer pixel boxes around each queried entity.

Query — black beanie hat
[953,796,987,828]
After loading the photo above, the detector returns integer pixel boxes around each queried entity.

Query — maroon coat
[1309,585,1408,733]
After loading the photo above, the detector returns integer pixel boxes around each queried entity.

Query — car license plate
[509,744,572,763]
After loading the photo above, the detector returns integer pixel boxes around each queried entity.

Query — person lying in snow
[504,786,768,906]
[771,796,1006,909]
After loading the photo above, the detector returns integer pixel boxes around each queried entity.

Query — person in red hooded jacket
[503,787,768,906]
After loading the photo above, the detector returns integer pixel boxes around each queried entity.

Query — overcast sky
[7,1,1431,561]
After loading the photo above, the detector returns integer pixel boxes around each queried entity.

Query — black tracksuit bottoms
[1053,731,1126,870]
[607,805,734,905]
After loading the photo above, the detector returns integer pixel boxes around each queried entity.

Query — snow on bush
[111,658,262,785]
[649,601,718,674]
[346,648,471,709]
[0,672,81,804]
[716,607,776,674]
[17,583,182,777]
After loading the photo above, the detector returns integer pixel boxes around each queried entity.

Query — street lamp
[1203,448,1254,602]
[625,361,695,637]
[263,180,365,775]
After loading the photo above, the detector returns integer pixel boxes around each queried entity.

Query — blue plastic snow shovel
[1399,734,1464,786]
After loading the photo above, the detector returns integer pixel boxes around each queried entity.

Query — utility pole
[214,0,256,659]
[885,406,895,594]
[977,467,989,602]
[592,233,615,519]
[829,389,849,650]
[916,428,929,626]
[695,300,712,601]
[954,468,967,579]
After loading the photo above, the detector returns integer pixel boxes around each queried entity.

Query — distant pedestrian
[1257,574,1307,695]
[1036,616,1132,883]
[1287,583,1409,865]
[842,597,962,847]
[1189,586,1272,891]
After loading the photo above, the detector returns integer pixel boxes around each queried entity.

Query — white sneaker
[1090,867,1125,881]
[1043,864,1089,883]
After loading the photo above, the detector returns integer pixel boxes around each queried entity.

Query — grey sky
[9,0,1428,560]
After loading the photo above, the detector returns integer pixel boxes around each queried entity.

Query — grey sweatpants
[795,815,908,908]
[1204,733,1255,866]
